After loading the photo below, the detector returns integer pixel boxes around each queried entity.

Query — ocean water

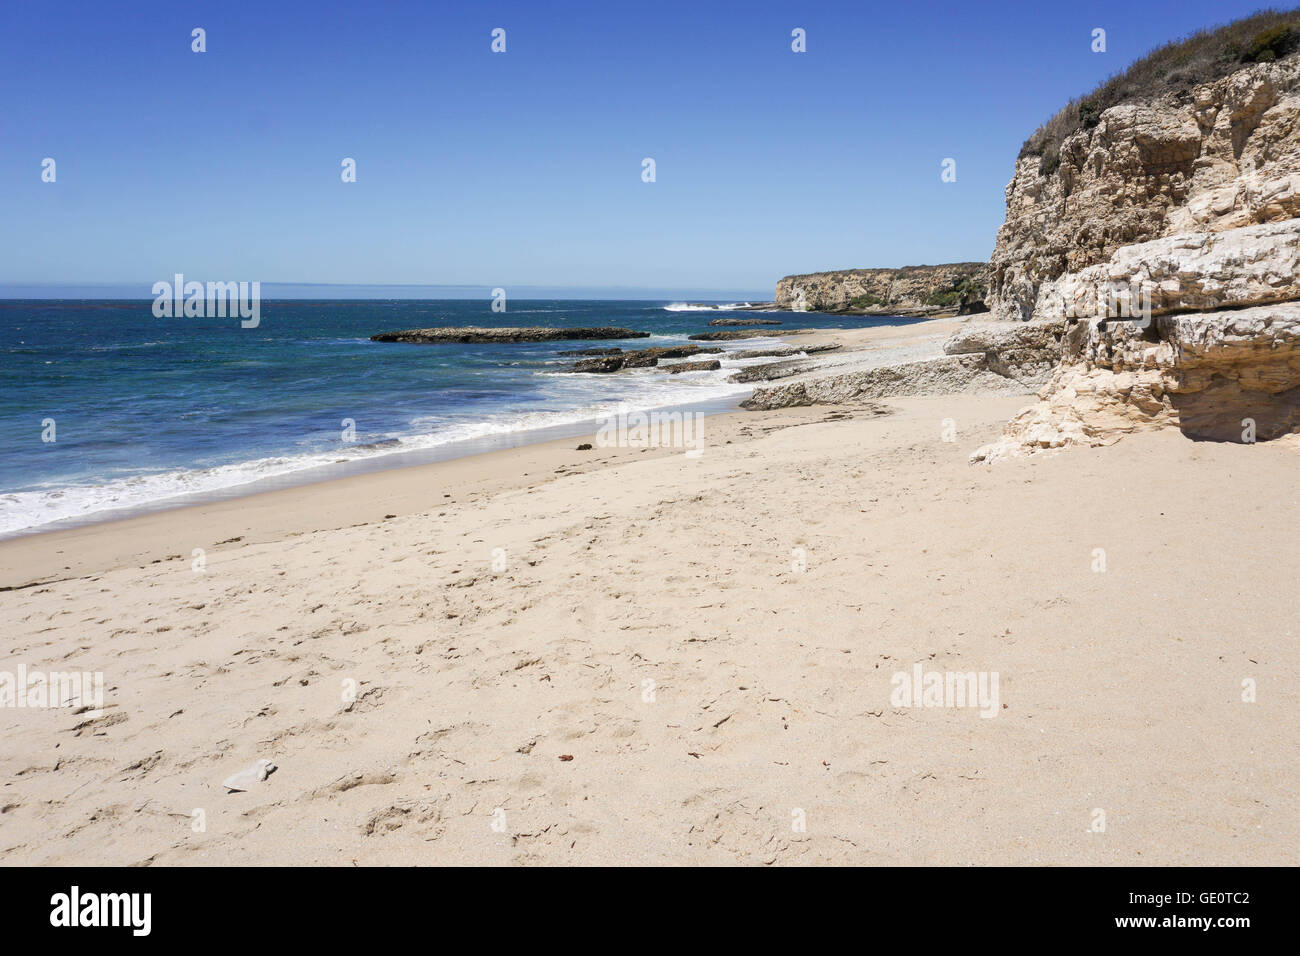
[0,299,918,537]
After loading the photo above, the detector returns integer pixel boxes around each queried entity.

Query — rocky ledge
[689,329,816,341]
[739,320,1061,408]
[708,318,783,326]
[371,327,650,344]
[726,345,847,383]
[973,301,1300,462]
[1033,220,1300,321]
[664,359,722,373]
[976,210,1300,460]
[560,344,722,373]
[729,344,841,360]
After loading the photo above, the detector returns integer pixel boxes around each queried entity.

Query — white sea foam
[0,376,752,537]
[663,302,763,312]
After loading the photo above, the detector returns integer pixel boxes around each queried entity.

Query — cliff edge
[975,12,1300,460]
[990,56,1300,321]
[774,263,988,316]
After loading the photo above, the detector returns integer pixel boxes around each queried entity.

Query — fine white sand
[1,321,1296,865]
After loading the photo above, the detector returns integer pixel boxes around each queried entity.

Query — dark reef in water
[371,327,650,344]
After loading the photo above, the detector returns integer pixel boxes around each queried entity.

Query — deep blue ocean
[0,299,919,536]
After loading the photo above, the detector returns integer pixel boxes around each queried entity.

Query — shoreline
[0,402,798,587]
[0,391,751,546]
[3,385,1296,865]
[0,318,959,579]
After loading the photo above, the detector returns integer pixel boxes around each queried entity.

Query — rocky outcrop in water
[708,318,783,326]
[621,345,722,368]
[689,329,815,341]
[561,344,722,373]
[664,359,722,373]
[568,355,626,373]
[371,327,649,344]
[774,264,988,315]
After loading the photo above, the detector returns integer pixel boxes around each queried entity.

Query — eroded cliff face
[975,51,1300,460]
[774,263,987,315]
[972,302,1300,461]
[989,56,1300,322]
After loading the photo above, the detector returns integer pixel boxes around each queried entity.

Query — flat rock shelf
[370,327,651,344]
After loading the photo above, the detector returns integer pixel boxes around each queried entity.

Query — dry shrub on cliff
[1020,7,1300,165]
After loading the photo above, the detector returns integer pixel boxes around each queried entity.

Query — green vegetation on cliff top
[1020,7,1300,169]
[783,262,984,281]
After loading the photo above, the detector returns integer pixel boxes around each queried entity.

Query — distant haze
[0,283,771,302]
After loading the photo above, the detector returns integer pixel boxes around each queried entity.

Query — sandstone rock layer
[973,301,1300,461]
[989,57,1300,322]
[977,51,1300,459]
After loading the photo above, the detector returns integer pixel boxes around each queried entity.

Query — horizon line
[0,281,773,302]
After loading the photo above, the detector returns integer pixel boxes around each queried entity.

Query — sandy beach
[2,318,1296,865]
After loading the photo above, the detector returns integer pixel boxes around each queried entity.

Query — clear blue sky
[0,0,1278,298]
